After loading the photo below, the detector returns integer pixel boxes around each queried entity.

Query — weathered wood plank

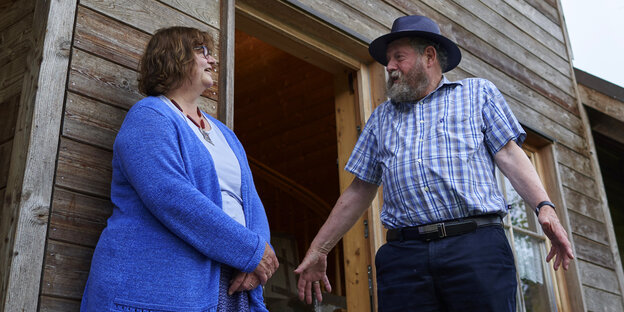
[39,295,81,312]
[334,71,372,312]
[506,95,584,153]
[578,84,624,124]
[569,210,609,245]
[218,0,234,127]
[579,260,621,294]
[0,93,19,143]
[63,92,126,151]
[584,286,624,312]
[448,0,567,69]
[41,240,93,299]
[0,54,28,92]
[297,0,387,41]
[0,141,12,188]
[341,0,403,30]
[80,0,219,38]
[559,164,601,200]
[500,0,564,42]
[523,0,560,25]
[74,6,149,70]
[0,0,34,31]
[0,12,33,69]
[573,234,615,269]
[159,0,220,29]
[49,187,113,247]
[563,186,603,222]
[1,0,77,310]
[56,137,113,198]
[556,144,593,178]
[68,48,142,110]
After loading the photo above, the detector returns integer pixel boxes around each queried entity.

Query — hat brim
[369,30,461,72]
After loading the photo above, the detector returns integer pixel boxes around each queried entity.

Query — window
[496,146,563,312]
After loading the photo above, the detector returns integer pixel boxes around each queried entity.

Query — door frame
[228,0,385,310]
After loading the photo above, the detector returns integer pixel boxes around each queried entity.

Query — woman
[81,26,278,312]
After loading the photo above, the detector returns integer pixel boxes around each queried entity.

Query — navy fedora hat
[369,15,461,72]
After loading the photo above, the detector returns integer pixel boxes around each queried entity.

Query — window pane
[502,176,530,230]
[514,233,551,312]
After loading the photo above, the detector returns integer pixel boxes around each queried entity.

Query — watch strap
[535,201,555,216]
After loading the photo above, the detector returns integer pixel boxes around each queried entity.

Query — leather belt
[386,214,502,242]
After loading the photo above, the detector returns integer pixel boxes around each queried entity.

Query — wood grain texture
[56,138,113,198]
[568,209,610,245]
[0,0,34,31]
[62,92,126,151]
[1,0,77,310]
[39,295,81,312]
[41,240,93,299]
[579,260,621,294]
[578,84,624,124]
[573,234,615,269]
[559,164,600,200]
[584,286,624,312]
[48,187,113,247]
[563,186,604,222]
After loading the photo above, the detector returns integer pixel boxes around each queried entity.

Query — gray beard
[386,66,430,103]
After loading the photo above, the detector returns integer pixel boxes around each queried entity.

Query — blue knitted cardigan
[81,96,270,312]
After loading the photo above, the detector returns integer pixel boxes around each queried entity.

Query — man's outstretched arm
[294,177,379,304]
[495,140,574,270]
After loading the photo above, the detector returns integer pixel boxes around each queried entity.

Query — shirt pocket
[433,113,480,157]
[112,298,216,312]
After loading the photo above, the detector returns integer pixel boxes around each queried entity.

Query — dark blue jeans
[376,225,517,312]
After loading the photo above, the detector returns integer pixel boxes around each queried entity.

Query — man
[294,15,574,311]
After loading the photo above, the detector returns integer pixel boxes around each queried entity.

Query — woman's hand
[252,242,279,285]
[228,271,261,295]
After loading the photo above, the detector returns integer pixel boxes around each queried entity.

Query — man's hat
[369,15,461,72]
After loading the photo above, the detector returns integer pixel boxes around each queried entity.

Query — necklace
[169,98,214,145]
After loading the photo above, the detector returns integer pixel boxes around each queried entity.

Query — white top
[159,96,245,226]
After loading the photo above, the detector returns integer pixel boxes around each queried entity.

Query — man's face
[385,38,430,103]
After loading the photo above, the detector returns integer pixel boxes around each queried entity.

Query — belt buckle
[419,222,447,240]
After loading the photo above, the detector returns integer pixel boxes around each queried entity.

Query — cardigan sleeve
[113,104,265,273]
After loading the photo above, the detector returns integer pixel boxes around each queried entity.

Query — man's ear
[423,46,437,68]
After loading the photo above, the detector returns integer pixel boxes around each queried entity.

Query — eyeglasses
[193,46,212,59]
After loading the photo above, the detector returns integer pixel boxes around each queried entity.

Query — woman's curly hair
[138,26,214,96]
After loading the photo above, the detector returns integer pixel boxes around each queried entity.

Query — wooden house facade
[1,0,622,311]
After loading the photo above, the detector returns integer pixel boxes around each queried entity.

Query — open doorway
[234,29,348,310]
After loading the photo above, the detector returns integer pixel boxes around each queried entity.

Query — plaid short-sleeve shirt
[345,77,526,228]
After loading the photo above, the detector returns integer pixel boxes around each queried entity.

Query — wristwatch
[535,201,555,216]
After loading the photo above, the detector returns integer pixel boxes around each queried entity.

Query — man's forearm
[310,178,379,253]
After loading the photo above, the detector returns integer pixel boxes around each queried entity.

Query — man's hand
[252,242,279,286]
[538,206,574,270]
[228,271,261,295]
[294,248,332,304]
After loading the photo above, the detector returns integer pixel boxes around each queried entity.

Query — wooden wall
[290,0,623,310]
[37,1,222,310]
[0,0,34,222]
[0,0,36,306]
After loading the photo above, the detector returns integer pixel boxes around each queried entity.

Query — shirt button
[417,159,422,163]
[424,187,429,192]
